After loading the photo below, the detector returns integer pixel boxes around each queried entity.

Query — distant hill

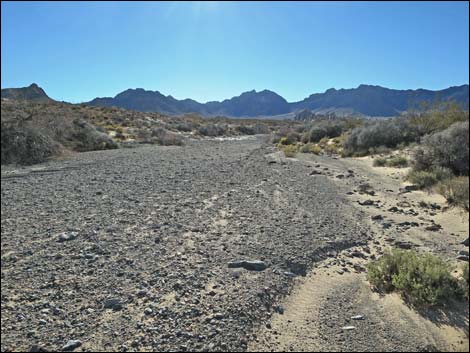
[1,83,53,102]
[88,84,469,117]
[2,83,468,117]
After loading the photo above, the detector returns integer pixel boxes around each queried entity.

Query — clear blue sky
[1,1,469,103]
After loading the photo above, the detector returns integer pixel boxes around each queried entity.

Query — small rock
[382,222,392,229]
[29,345,47,352]
[351,315,364,320]
[144,307,153,315]
[425,224,442,232]
[342,326,356,331]
[371,215,383,221]
[227,260,267,271]
[394,241,415,250]
[456,255,469,262]
[62,340,82,351]
[103,298,123,310]
[461,237,469,246]
[57,232,78,242]
[358,200,374,206]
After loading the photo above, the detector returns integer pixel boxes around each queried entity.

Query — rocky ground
[1,136,369,352]
[1,136,468,352]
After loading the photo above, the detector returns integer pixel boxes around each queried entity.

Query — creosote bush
[367,249,462,306]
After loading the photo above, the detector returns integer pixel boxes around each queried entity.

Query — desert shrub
[462,264,469,300]
[373,157,387,167]
[235,123,270,135]
[407,167,453,189]
[387,155,408,167]
[436,177,469,211]
[343,118,420,156]
[367,249,460,306]
[174,122,193,132]
[412,121,469,176]
[407,101,469,135]
[150,128,184,146]
[272,126,301,144]
[323,143,341,155]
[282,144,298,157]
[70,119,118,151]
[197,124,227,137]
[374,155,409,168]
[299,143,321,154]
[301,120,345,143]
[1,125,61,165]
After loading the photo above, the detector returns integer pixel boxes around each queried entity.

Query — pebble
[342,326,356,331]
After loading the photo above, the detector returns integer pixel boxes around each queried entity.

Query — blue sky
[1,1,469,103]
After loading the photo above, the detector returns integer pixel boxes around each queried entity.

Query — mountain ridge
[1,83,53,102]
[2,83,468,118]
[87,84,469,117]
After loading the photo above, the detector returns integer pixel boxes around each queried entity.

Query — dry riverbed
[1,137,468,352]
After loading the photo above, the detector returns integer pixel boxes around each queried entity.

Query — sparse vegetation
[1,125,62,165]
[436,176,469,211]
[299,143,321,154]
[412,121,469,176]
[343,118,420,157]
[373,155,409,168]
[462,264,469,300]
[367,249,462,306]
[150,127,184,146]
[407,167,454,190]
[281,144,298,157]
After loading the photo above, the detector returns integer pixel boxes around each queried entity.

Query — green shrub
[407,101,469,135]
[374,155,409,168]
[373,157,387,167]
[462,264,469,300]
[299,143,321,154]
[282,144,298,157]
[407,167,453,189]
[437,177,469,211]
[387,155,409,167]
[367,249,460,306]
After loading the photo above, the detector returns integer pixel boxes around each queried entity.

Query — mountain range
[2,83,469,118]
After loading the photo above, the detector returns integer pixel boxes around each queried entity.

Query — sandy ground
[250,151,469,352]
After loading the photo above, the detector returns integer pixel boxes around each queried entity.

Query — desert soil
[1,136,468,352]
